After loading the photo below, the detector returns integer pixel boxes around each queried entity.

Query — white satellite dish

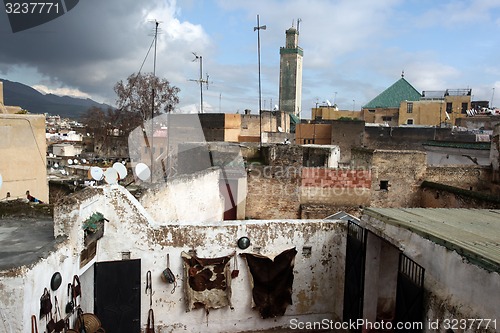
[81,158,87,164]
[445,112,450,120]
[104,168,119,185]
[274,105,279,111]
[113,162,128,180]
[135,163,151,181]
[90,166,104,181]
[60,170,66,175]
[326,100,332,107]
[68,159,73,165]
[54,163,59,168]
[49,153,53,157]
[278,126,283,133]
[73,159,78,164]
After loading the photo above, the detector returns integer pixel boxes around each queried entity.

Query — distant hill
[1,79,113,119]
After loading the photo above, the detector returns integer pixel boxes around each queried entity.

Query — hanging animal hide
[240,247,297,319]
[181,251,234,312]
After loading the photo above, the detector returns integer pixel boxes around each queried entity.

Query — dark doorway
[94,259,141,333]
[221,179,237,220]
[394,254,425,332]
[343,220,367,332]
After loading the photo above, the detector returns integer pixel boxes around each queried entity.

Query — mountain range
[1,79,113,119]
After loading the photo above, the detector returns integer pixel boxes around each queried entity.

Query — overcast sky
[1,0,499,118]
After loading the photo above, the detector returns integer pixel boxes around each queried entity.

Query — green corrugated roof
[363,78,422,109]
[364,208,500,273]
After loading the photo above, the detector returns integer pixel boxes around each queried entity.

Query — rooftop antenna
[297,18,302,33]
[189,53,210,113]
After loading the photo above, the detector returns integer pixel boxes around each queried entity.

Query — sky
[0,0,499,119]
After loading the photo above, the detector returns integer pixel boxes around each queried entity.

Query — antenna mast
[189,53,210,113]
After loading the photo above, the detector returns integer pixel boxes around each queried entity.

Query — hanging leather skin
[145,309,155,333]
[39,288,52,319]
[46,311,56,333]
[65,283,75,314]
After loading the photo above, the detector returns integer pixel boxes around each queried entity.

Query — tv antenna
[189,53,210,113]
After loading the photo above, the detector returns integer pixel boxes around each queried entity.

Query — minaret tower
[279,20,303,117]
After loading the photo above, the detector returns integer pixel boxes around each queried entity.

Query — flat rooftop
[0,216,58,272]
[364,208,500,273]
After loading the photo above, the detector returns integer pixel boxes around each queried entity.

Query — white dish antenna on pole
[113,162,128,180]
[104,168,119,185]
[135,163,151,181]
[90,166,104,181]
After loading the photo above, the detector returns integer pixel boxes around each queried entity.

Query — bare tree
[114,72,180,120]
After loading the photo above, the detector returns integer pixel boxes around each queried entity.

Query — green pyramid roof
[363,78,421,109]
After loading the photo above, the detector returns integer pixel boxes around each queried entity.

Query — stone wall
[245,166,300,219]
[424,165,491,191]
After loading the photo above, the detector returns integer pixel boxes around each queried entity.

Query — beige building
[0,114,48,202]
[398,89,471,126]
[0,82,48,202]
[0,81,23,114]
[312,107,362,121]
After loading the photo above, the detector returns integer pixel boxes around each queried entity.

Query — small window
[461,103,468,114]
[407,119,414,125]
[446,102,452,113]
[382,116,392,121]
[407,103,413,113]
[369,109,375,113]
[379,180,390,190]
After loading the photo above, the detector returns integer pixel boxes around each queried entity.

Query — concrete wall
[362,214,500,333]
[311,108,362,120]
[330,120,365,163]
[295,124,332,145]
[0,114,48,202]
[139,169,225,223]
[424,165,491,191]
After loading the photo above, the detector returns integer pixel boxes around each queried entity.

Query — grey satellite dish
[112,162,127,180]
[90,166,104,181]
[135,163,151,181]
[104,168,119,185]
[68,159,73,165]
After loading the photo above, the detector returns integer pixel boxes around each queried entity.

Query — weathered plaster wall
[424,165,491,191]
[362,215,500,333]
[139,169,224,223]
[54,185,347,332]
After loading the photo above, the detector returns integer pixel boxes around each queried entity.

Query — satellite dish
[274,105,279,111]
[326,100,332,107]
[104,168,119,185]
[445,112,450,120]
[90,166,104,181]
[73,159,78,164]
[113,162,127,180]
[60,170,66,175]
[54,163,59,168]
[68,159,73,165]
[49,153,53,157]
[278,126,283,133]
[81,158,87,164]
[135,163,151,181]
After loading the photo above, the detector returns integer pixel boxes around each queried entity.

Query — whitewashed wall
[362,214,500,333]
[60,184,346,332]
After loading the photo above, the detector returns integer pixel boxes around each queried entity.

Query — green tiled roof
[363,78,421,109]
[364,208,500,273]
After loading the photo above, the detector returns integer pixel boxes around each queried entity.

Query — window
[407,102,413,113]
[379,180,390,190]
[369,109,375,113]
[382,116,392,121]
[407,119,414,125]
[446,102,452,113]
[462,102,468,114]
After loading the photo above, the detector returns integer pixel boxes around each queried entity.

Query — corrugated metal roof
[364,208,500,273]
[363,78,422,109]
